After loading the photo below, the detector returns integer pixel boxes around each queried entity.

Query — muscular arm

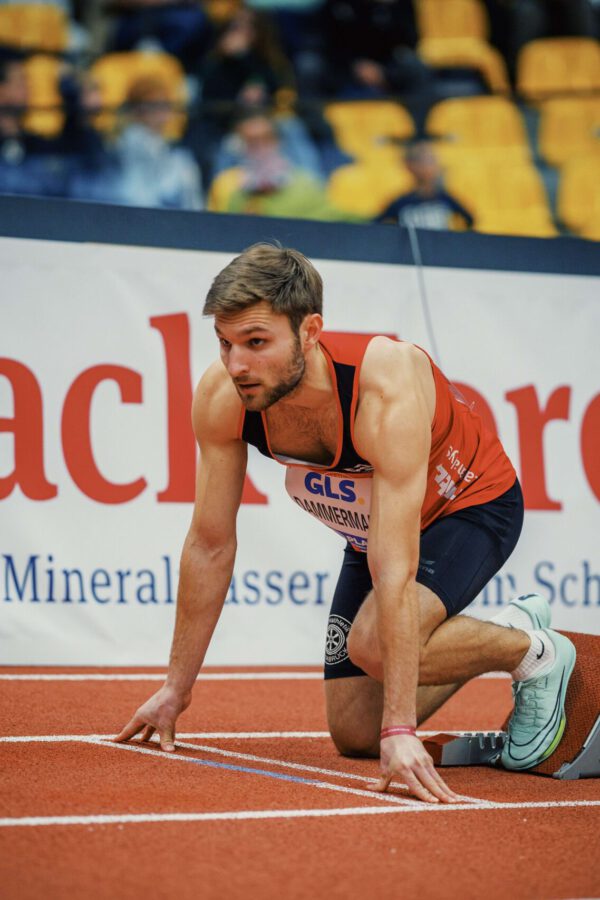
[354,340,457,802]
[165,374,247,694]
[355,340,431,728]
[115,364,246,748]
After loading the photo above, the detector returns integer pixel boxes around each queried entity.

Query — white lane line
[174,740,483,804]
[0,672,322,682]
[94,738,419,806]
[0,672,508,682]
[2,799,600,828]
[0,730,482,744]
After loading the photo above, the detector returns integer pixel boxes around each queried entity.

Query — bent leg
[325,676,463,757]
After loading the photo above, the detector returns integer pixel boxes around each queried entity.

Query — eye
[219,338,231,349]
[248,338,265,347]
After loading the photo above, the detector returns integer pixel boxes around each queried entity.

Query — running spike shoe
[508,593,551,630]
[501,628,576,771]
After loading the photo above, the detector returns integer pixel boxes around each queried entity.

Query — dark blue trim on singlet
[241,349,371,473]
[2,195,600,277]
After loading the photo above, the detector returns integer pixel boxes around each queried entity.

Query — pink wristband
[380,725,416,739]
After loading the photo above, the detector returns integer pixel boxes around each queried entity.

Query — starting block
[424,631,600,780]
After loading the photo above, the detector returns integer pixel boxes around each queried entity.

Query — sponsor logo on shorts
[325,614,352,665]
[304,472,357,503]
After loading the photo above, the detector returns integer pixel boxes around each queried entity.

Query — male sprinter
[115,244,576,803]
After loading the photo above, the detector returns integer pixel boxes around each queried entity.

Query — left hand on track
[367,733,462,804]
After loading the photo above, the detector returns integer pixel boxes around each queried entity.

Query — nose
[226,345,250,379]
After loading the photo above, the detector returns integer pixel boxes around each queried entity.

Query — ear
[300,313,323,352]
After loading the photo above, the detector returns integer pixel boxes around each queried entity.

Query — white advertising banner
[1,235,599,664]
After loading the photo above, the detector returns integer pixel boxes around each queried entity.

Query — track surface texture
[1,666,599,900]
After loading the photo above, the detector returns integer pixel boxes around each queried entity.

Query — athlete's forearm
[165,533,236,696]
[374,576,420,728]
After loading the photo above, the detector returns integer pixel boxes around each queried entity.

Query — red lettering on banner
[581,393,600,502]
[61,366,147,504]
[151,314,196,503]
[505,385,571,510]
[452,383,499,438]
[0,359,57,500]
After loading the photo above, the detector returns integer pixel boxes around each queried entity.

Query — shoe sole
[509,593,551,630]
[501,630,576,771]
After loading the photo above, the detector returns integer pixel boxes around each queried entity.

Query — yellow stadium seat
[22,55,64,138]
[327,155,414,217]
[207,167,243,212]
[0,4,68,53]
[323,101,414,161]
[426,96,530,166]
[475,209,558,238]
[517,38,600,103]
[444,161,553,234]
[416,0,488,41]
[89,52,187,139]
[417,37,510,93]
[579,215,600,241]
[557,153,600,234]
[538,97,600,168]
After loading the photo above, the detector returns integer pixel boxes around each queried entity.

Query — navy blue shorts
[324,478,524,679]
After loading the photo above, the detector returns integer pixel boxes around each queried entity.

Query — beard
[237,336,306,411]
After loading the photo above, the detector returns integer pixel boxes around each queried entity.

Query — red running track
[1,667,599,900]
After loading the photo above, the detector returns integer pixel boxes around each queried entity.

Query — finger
[403,770,440,804]
[365,772,393,793]
[160,726,176,753]
[427,765,462,803]
[416,763,457,804]
[113,715,145,743]
[139,725,155,744]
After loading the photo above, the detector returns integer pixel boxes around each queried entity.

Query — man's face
[237,117,279,160]
[215,301,306,411]
[0,62,28,110]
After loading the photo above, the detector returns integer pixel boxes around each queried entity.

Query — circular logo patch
[325,615,352,665]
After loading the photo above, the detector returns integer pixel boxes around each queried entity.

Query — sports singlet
[240,334,517,554]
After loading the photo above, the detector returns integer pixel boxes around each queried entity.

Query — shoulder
[360,337,431,398]
[192,360,243,445]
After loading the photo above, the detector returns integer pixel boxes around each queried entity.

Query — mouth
[236,382,261,392]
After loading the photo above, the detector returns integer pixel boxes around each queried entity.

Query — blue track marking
[181,755,328,786]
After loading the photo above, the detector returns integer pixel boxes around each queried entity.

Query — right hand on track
[113,685,192,752]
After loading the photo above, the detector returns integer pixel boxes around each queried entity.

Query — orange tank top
[240,334,517,552]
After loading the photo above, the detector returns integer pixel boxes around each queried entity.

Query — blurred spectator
[377,140,474,230]
[104,1,212,72]
[199,7,294,109]
[60,70,126,204]
[209,109,347,219]
[244,0,327,97]
[0,52,68,197]
[319,0,436,129]
[115,74,203,209]
[214,106,323,178]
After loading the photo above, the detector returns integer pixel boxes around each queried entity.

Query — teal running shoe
[509,593,551,630]
[501,629,576,771]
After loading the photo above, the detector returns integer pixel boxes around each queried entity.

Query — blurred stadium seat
[538,97,600,168]
[416,0,489,41]
[22,55,64,138]
[417,37,510,94]
[517,38,600,103]
[90,51,187,139]
[0,4,68,53]
[557,153,600,234]
[323,101,414,161]
[326,152,414,217]
[426,96,530,166]
[445,161,556,237]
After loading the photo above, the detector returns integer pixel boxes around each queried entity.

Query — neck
[275,343,333,411]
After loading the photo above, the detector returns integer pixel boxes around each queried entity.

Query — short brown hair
[203,243,323,334]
